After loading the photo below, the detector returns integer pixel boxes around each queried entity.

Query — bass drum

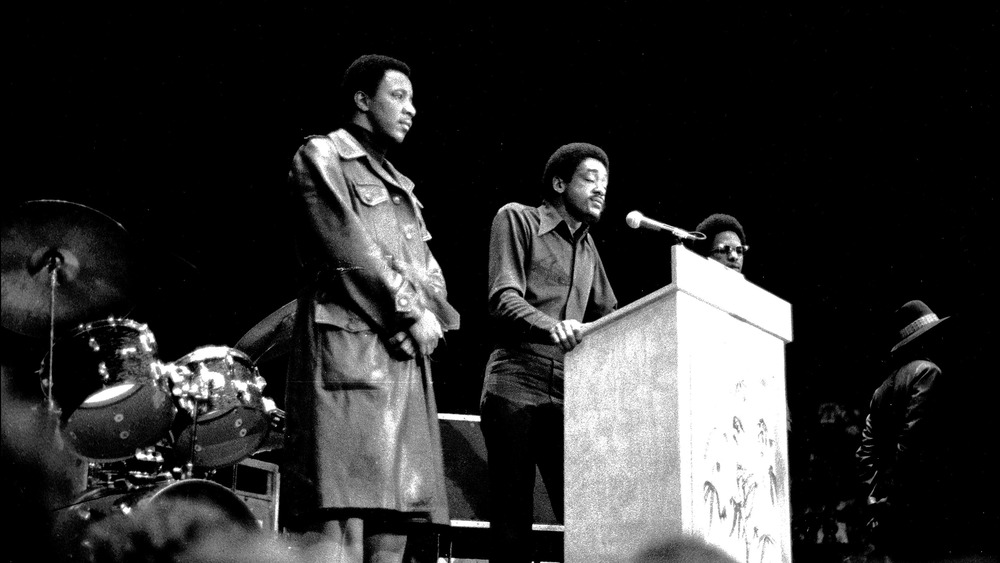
[42,318,176,461]
[170,346,270,468]
[53,478,260,559]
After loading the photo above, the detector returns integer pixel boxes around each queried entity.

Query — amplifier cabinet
[208,457,280,532]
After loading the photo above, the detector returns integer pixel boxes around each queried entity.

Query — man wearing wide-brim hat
[856,300,963,561]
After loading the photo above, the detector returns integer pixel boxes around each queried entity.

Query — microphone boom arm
[625,210,706,241]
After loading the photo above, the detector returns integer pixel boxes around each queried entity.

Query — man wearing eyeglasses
[687,213,748,274]
[686,213,796,438]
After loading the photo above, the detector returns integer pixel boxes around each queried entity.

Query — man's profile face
[709,230,745,273]
[367,69,415,144]
[559,157,608,224]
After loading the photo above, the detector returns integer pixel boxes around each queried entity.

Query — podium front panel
[565,248,792,563]
[677,292,791,563]
[565,292,684,561]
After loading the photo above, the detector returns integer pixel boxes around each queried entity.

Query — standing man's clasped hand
[389,310,442,358]
[387,330,416,358]
[408,309,443,356]
[549,319,586,352]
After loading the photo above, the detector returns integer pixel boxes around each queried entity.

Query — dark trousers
[480,393,563,563]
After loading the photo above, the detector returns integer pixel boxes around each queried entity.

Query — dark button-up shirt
[482,201,617,405]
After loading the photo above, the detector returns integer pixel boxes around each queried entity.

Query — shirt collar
[538,201,590,239]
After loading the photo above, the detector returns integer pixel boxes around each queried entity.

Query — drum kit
[1,199,293,539]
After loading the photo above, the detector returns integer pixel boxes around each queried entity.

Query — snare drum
[42,318,176,461]
[170,346,270,468]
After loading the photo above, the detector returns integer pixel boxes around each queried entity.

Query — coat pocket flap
[355,183,389,206]
[315,302,370,332]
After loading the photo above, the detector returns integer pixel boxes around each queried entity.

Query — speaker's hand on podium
[550,319,586,352]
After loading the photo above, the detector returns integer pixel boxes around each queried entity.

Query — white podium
[565,244,793,563]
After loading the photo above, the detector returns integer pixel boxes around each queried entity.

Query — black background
[5,3,997,554]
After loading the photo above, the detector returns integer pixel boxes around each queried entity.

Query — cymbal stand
[38,250,65,415]
[29,250,70,452]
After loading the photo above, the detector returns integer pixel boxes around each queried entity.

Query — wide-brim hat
[890,299,950,355]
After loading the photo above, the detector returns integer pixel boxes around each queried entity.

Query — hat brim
[890,315,950,354]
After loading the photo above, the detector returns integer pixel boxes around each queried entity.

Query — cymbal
[1,200,136,337]
[234,299,297,363]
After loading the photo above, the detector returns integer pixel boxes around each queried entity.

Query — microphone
[625,211,705,241]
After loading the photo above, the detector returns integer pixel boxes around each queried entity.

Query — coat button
[392,195,402,204]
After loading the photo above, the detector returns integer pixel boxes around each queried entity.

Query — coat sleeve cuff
[394,283,424,321]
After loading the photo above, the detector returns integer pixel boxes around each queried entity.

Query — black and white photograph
[4,4,995,562]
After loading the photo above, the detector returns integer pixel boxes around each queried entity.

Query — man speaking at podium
[479,142,618,562]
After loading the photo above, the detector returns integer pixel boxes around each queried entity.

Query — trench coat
[856,358,963,558]
[282,128,459,526]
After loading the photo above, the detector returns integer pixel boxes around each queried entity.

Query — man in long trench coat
[282,54,460,563]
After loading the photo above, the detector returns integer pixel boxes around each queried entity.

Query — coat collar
[328,128,414,192]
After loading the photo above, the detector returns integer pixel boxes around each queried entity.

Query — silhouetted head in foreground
[632,535,739,563]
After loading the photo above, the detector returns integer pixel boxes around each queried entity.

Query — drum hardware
[168,346,271,469]
[36,247,62,415]
[125,445,171,483]
[3,199,140,465]
[234,299,297,364]
[262,396,285,432]
[83,443,194,497]
[52,477,261,560]
[4,200,271,537]
[255,397,286,454]
[168,361,254,478]
[167,362,206,478]
[39,317,177,461]
[233,302,294,457]
[2,200,137,411]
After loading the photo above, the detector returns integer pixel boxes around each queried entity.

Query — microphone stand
[669,230,706,243]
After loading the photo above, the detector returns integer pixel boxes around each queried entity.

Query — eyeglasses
[710,244,749,257]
